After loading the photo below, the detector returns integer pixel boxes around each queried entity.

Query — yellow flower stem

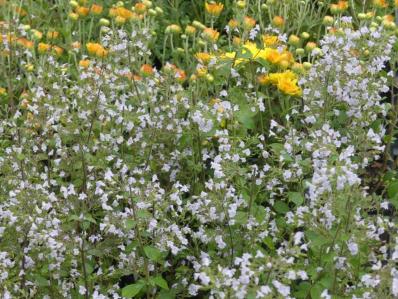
[162,35,168,65]
[87,16,95,43]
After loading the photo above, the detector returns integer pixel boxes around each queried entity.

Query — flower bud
[243,16,256,30]
[305,41,317,52]
[155,7,164,15]
[272,16,284,27]
[358,13,367,20]
[143,0,152,8]
[148,9,157,16]
[68,12,79,21]
[322,15,334,26]
[99,18,110,26]
[192,20,206,30]
[288,34,300,46]
[206,73,214,82]
[25,63,34,72]
[236,1,246,9]
[166,24,182,34]
[115,16,126,25]
[300,32,310,39]
[69,0,79,8]
[303,62,312,70]
[295,48,305,56]
[185,25,197,36]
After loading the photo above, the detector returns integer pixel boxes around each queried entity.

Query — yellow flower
[395,0,398,7]
[262,35,279,47]
[46,31,59,40]
[0,87,6,96]
[277,77,302,96]
[52,45,64,56]
[135,3,147,14]
[17,38,34,49]
[202,27,220,43]
[195,52,214,65]
[76,6,90,17]
[228,19,239,29]
[109,7,134,20]
[86,42,108,58]
[264,71,298,85]
[243,16,256,30]
[272,16,284,27]
[219,51,245,65]
[205,2,224,17]
[372,0,388,8]
[90,4,103,15]
[79,59,91,68]
[196,66,208,78]
[38,42,51,54]
[185,25,197,36]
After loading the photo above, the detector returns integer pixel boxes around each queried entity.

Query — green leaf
[125,219,136,230]
[35,275,49,287]
[288,192,304,206]
[274,201,289,214]
[388,181,398,198]
[306,230,328,248]
[263,236,275,251]
[310,284,323,299]
[152,275,169,290]
[122,283,145,298]
[236,105,256,129]
[144,246,162,262]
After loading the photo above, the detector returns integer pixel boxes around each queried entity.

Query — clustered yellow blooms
[205,2,224,17]
[220,41,294,68]
[258,71,302,96]
[195,52,215,65]
[109,7,136,20]
[86,42,108,58]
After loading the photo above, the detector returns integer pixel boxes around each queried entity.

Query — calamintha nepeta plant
[2,1,398,299]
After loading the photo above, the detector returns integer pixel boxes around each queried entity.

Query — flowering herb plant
[2,0,398,298]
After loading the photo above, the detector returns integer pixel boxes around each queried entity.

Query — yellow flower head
[86,42,108,58]
[52,45,64,56]
[109,7,134,20]
[47,31,60,40]
[262,35,279,47]
[79,59,91,68]
[202,27,220,43]
[38,42,51,54]
[372,0,388,8]
[17,38,34,49]
[243,16,256,30]
[0,87,6,96]
[90,4,103,15]
[272,16,285,27]
[205,2,224,17]
[195,52,214,65]
[135,3,147,14]
[76,6,90,17]
[277,77,302,96]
